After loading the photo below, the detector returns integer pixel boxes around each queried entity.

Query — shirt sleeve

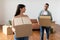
[48,11,53,21]
[38,11,43,22]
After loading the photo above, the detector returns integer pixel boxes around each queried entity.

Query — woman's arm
[12,18,15,33]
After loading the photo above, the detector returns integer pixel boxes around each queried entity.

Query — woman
[12,4,28,40]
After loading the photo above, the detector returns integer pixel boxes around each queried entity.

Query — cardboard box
[13,17,32,38]
[40,16,52,26]
[40,16,56,32]
[3,25,13,35]
[51,21,56,28]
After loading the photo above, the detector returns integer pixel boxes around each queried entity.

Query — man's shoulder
[47,10,51,12]
[40,10,44,13]
[41,10,44,12]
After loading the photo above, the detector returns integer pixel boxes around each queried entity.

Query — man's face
[44,5,49,10]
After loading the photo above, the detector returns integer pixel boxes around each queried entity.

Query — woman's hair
[15,4,25,16]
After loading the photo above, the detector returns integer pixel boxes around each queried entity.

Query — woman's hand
[12,27,15,33]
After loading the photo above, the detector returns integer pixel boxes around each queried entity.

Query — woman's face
[20,7,26,13]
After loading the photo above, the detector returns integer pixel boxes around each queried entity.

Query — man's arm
[37,11,43,24]
[48,11,53,21]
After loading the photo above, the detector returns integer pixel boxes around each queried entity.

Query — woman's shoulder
[14,15,20,18]
[14,15,28,18]
[22,15,28,17]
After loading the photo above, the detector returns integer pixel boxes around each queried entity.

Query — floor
[0,24,60,40]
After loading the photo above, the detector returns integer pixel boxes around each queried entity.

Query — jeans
[40,26,50,40]
[14,33,28,40]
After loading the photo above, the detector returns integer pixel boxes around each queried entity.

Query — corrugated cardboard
[40,16,52,26]
[40,16,56,32]
[13,17,23,26]
[3,25,13,35]
[40,16,51,19]
[51,21,56,28]
[22,17,32,24]
[52,21,56,32]
[13,17,32,38]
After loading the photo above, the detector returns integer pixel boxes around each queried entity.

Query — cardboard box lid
[22,17,32,24]
[40,16,51,19]
[13,17,32,26]
[14,17,23,26]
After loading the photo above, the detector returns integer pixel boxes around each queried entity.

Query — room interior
[0,0,60,40]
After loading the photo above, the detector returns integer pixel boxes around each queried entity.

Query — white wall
[0,0,60,25]
[0,0,5,25]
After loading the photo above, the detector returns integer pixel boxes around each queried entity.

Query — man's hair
[45,3,49,6]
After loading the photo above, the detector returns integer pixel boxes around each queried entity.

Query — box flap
[14,17,23,26]
[40,16,51,19]
[22,17,32,24]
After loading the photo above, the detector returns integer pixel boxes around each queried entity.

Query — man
[38,3,52,40]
